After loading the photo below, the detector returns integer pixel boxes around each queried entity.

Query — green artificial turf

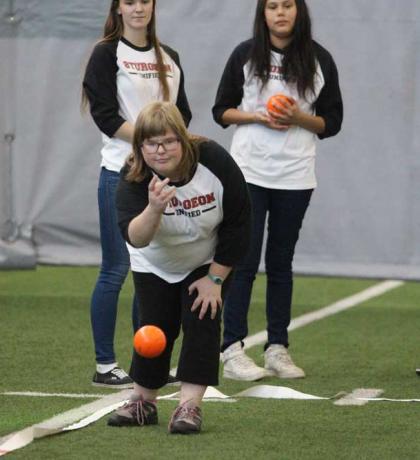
[1,267,419,459]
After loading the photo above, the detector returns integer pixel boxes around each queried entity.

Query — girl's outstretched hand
[148,175,176,213]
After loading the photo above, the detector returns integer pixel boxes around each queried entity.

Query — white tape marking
[62,400,128,431]
[235,385,328,400]
[334,389,384,406]
[0,390,131,456]
[158,386,234,401]
[243,280,404,349]
[1,392,106,399]
[358,397,420,402]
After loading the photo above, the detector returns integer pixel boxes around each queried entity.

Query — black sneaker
[416,368,420,376]
[92,367,133,389]
[168,403,202,434]
[108,398,158,427]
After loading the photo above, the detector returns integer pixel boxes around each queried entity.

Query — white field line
[1,391,105,398]
[243,280,404,349]
[169,280,405,374]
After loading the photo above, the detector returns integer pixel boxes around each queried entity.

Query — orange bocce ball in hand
[266,93,293,115]
[133,325,167,358]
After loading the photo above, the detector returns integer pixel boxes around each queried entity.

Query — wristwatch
[207,273,224,285]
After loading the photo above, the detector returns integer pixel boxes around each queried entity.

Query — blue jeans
[90,167,140,364]
[222,184,313,351]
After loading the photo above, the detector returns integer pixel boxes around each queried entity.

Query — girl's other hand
[254,111,290,131]
[189,276,222,320]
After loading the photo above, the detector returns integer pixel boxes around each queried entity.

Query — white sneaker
[264,344,305,379]
[222,342,267,381]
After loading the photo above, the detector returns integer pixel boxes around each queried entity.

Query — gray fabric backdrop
[0,0,419,279]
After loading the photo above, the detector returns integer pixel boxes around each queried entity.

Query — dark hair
[126,101,200,183]
[82,0,169,110]
[250,0,316,98]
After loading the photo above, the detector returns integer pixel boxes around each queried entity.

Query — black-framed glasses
[142,137,180,154]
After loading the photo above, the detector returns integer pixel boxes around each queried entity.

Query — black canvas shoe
[416,368,420,376]
[168,403,202,434]
[92,367,133,389]
[108,398,158,427]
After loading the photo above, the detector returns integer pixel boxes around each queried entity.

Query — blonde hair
[126,101,201,183]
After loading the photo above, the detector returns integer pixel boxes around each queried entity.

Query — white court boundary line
[172,280,403,374]
[243,280,404,349]
[2,392,105,399]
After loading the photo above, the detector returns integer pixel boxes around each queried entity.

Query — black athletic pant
[130,264,230,389]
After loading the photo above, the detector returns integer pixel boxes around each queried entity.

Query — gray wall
[0,0,419,279]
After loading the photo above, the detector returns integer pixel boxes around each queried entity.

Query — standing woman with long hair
[213,0,342,381]
[82,0,191,388]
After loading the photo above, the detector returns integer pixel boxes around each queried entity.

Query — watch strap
[207,273,224,285]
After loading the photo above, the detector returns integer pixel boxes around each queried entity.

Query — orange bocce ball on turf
[133,325,167,358]
[266,93,293,115]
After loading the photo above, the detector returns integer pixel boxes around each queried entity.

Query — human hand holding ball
[133,325,166,358]
[266,93,294,114]
[265,93,296,130]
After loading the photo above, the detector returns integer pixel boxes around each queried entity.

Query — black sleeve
[116,167,150,246]
[212,40,252,128]
[83,41,126,138]
[314,42,343,139]
[199,142,251,266]
[161,44,192,127]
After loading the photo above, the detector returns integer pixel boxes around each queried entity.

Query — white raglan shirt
[213,39,343,190]
[101,42,182,172]
[116,141,251,283]
[83,38,191,172]
[231,52,324,189]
